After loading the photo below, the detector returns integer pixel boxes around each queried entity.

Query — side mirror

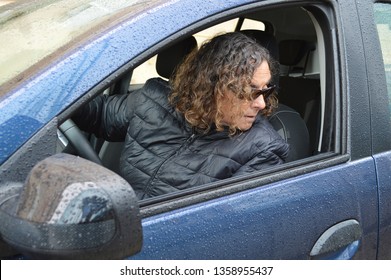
[0,153,142,259]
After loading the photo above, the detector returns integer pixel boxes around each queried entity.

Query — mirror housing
[0,153,142,259]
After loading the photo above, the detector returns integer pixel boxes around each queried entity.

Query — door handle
[310,219,362,260]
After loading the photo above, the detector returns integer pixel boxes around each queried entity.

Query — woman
[74,32,289,199]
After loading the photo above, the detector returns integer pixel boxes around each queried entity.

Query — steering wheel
[59,119,103,165]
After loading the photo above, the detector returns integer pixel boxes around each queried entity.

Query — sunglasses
[250,84,276,101]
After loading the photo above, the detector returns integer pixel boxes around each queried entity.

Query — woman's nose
[251,94,266,110]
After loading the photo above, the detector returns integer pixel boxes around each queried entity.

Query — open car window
[61,3,336,206]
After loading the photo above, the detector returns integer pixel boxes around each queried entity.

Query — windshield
[0,0,154,88]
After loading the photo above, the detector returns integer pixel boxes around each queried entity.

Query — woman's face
[220,60,272,131]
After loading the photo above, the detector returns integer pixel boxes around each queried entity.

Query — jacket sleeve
[72,93,132,142]
[233,138,289,176]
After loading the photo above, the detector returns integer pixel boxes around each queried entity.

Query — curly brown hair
[169,32,278,135]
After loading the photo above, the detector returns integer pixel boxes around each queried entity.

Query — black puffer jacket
[74,78,289,199]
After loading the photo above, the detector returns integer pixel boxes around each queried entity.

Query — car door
[129,0,379,260]
[368,1,391,259]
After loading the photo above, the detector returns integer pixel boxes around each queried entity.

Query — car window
[374,2,391,121]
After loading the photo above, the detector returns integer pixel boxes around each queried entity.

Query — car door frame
[358,0,391,259]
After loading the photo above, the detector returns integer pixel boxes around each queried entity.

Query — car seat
[156,36,197,79]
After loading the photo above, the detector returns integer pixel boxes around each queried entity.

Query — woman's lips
[245,115,256,121]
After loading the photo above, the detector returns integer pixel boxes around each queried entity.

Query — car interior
[59,4,335,199]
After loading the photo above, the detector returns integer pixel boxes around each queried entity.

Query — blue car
[0,0,390,260]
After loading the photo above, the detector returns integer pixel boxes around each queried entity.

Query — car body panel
[359,1,391,259]
[357,0,391,155]
[132,158,378,259]
[374,151,391,259]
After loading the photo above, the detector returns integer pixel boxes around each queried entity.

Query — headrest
[240,29,279,61]
[279,40,316,66]
[156,36,197,79]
